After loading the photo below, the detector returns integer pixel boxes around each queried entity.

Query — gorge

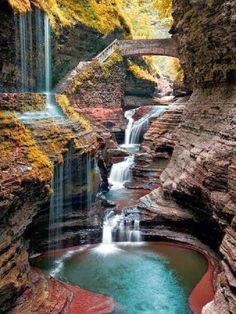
[0,0,235,313]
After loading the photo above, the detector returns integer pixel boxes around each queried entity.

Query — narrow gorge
[0,0,235,313]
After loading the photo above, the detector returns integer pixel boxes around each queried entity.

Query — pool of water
[32,242,208,314]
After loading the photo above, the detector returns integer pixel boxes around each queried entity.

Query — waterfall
[49,162,64,250]
[124,106,167,145]
[35,9,45,91]
[124,109,135,145]
[19,13,34,92]
[109,155,134,190]
[98,209,141,254]
[44,14,51,93]
[17,11,64,122]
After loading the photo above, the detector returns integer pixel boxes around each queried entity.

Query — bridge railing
[93,39,119,63]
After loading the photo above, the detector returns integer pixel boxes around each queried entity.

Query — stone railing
[93,39,119,63]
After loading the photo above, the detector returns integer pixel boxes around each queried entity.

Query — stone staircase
[55,38,177,94]
[56,39,119,94]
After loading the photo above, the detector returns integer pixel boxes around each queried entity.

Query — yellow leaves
[121,0,173,39]
[8,0,31,13]
[56,94,92,132]
[8,0,132,34]
[128,60,156,82]
[153,0,172,19]
[150,56,184,82]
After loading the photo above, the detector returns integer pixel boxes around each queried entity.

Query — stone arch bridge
[56,38,178,93]
[119,38,177,58]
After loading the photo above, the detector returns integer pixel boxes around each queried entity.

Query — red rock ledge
[160,242,215,314]
[188,249,215,314]
[12,268,115,314]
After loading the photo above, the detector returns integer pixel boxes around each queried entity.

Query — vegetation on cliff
[8,0,132,34]
[0,112,52,180]
[69,52,124,93]
[56,94,92,132]
[128,59,156,82]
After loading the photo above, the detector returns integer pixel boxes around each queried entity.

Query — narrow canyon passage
[0,1,235,314]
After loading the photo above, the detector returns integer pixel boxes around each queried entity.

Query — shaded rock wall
[0,2,18,92]
[171,0,236,90]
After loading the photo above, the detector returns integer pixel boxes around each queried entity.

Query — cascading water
[124,109,135,145]
[109,155,134,190]
[98,208,142,254]
[124,106,167,145]
[49,162,64,250]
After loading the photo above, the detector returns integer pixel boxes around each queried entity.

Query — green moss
[101,52,123,78]
[0,112,52,180]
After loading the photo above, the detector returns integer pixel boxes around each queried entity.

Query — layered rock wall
[149,1,236,312]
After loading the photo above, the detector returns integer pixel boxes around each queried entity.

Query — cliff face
[171,0,236,90]
[0,113,52,312]
[141,1,236,312]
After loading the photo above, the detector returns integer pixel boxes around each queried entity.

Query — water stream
[124,106,167,145]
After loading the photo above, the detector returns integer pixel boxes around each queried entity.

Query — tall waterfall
[49,150,98,250]
[19,12,33,91]
[44,14,51,93]
[49,162,64,250]
[17,10,64,121]
[35,9,45,91]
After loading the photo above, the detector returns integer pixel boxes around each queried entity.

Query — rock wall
[64,53,127,134]
[140,1,236,312]
[0,113,52,312]
[0,2,18,92]
[161,86,236,313]
[171,0,236,90]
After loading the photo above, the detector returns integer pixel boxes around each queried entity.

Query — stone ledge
[0,93,46,112]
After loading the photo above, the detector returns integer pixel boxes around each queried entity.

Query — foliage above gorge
[8,0,132,34]
[121,0,173,39]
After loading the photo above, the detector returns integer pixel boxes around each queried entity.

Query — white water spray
[109,155,134,190]
[124,109,135,145]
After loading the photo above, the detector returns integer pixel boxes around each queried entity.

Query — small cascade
[99,208,142,253]
[124,106,167,145]
[109,155,134,189]
[124,109,136,145]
